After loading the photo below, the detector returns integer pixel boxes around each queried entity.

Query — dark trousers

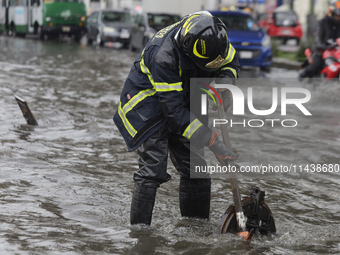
[130,124,211,225]
[134,124,209,186]
[301,51,324,78]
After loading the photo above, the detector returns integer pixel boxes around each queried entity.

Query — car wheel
[87,35,93,45]
[260,66,271,73]
[129,41,137,52]
[122,42,129,49]
[40,31,47,40]
[96,33,104,47]
[39,28,48,40]
[74,33,82,43]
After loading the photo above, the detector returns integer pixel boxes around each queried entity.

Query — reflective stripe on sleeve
[153,83,182,91]
[118,101,137,137]
[220,67,238,80]
[182,118,203,140]
[223,44,236,65]
[118,88,157,137]
[123,88,156,114]
[140,50,183,92]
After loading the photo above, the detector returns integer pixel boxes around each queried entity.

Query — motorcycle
[301,38,340,81]
[320,38,340,80]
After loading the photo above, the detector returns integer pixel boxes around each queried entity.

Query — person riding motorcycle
[113,11,240,226]
[299,1,340,80]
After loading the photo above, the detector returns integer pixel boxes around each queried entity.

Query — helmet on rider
[175,12,229,72]
[329,1,340,22]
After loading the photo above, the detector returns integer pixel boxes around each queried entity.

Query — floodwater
[0,36,339,255]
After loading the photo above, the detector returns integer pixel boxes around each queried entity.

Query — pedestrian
[113,11,240,226]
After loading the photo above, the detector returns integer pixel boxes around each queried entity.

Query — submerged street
[0,36,339,254]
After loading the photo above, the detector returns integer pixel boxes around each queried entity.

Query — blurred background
[0,0,337,66]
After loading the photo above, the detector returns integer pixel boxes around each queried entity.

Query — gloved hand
[208,132,238,165]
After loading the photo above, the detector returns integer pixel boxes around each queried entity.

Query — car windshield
[147,14,181,30]
[274,12,298,26]
[258,13,269,21]
[214,14,261,31]
[275,12,298,22]
[102,12,133,23]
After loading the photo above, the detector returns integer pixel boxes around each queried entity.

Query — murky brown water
[0,36,339,254]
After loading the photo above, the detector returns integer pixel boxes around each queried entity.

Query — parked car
[210,10,272,72]
[87,9,134,47]
[129,12,181,51]
[258,10,303,45]
[257,12,271,28]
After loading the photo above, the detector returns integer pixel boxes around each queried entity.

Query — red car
[258,10,303,45]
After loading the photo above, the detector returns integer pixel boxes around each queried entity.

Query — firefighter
[113,11,240,226]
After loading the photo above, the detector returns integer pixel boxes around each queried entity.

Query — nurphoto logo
[198,81,312,128]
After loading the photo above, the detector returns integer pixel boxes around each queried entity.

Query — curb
[272,57,302,71]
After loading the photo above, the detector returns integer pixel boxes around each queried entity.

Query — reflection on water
[0,36,339,254]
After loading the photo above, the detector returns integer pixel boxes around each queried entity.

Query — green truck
[0,0,87,41]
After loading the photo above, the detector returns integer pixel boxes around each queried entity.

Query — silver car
[87,9,134,48]
[129,12,181,51]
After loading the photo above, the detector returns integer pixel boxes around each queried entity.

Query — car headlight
[261,35,271,48]
[45,17,51,22]
[102,27,115,33]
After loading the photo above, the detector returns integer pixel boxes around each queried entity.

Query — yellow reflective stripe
[154,83,182,92]
[123,89,156,114]
[139,51,183,92]
[223,44,236,65]
[140,49,154,85]
[183,14,199,35]
[118,101,137,137]
[179,61,182,77]
[193,39,209,59]
[220,67,238,80]
[182,118,203,139]
[119,88,157,137]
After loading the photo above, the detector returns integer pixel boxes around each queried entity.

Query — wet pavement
[0,36,339,254]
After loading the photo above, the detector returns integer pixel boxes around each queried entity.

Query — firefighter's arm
[143,46,205,143]
[217,45,241,85]
[158,88,239,164]
[214,45,241,112]
[148,59,211,147]
[146,46,239,161]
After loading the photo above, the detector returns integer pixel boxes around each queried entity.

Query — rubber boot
[179,178,211,219]
[130,183,157,226]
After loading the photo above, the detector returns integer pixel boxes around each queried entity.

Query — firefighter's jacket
[113,21,240,151]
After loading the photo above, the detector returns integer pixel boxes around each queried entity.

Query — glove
[208,132,238,165]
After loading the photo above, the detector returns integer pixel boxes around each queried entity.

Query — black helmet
[329,1,340,17]
[176,12,229,72]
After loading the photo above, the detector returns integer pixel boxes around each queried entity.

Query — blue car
[210,10,272,72]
